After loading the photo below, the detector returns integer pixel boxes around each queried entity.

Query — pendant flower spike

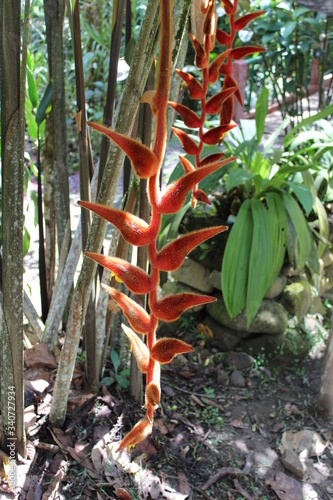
[79,0,264,452]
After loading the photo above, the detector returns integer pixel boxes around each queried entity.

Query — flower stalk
[80,0,264,451]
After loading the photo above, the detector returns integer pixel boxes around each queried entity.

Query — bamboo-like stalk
[0,0,26,458]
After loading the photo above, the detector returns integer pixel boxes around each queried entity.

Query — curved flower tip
[121,323,150,373]
[145,382,160,409]
[116,418,153,452]
[87,121,159,178]
[151,338,194,364]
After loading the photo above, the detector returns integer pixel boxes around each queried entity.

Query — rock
[208,270,222,291]
[281,276,313,321]
[309,297,326,316]
[265,275,287,299]
[216,369,229,385]
[223,352,255,371]
[321,248,333,268]
[319,262,333,297]
[206,295,288,335]
[161,280,207,312]
[281,449,306,479]
[201,316,242,352]
[171,258,213,293]
[230,370,245,388]
[240,330,313,360]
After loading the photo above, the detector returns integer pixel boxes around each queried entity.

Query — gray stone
[216,369,229,385]
[201,316,241,352]
[240,330,313,359]
[265,275,287,299]
[281,449,306,479]
[230,370,245,388]
[281,276,313,321]
[206,295,288,335]
[223,352,255,371]
[321,248,333,268]
[171,257,213,293]
[208,270,222,291]
[309,297,326,317]
[294,0,333,16]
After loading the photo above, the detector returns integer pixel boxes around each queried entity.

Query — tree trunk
[317,309,333,418]
[0,0,25,457]
[49,0,161,428]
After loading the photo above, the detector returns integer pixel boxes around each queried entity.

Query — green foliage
[220,89,326,325]
[101,350,130,389]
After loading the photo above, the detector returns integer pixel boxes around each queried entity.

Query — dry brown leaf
[91,442,106,474]
[67,446,97,479]
[177,471,191,496]
[115,488,133,500]
[284,404,301,416]
[266,472,302,499]
[154,418,170,435]
[191,394,205,407]
[24,406,37,434]
[24,343,57,369]
[49,427,74,449]
[231,418,248,429]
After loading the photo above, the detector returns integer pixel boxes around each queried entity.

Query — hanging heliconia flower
[80,0,264,451]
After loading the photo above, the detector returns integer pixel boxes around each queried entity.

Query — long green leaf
[246,198,272,325]
[315,196,329,258]
[266,192,287,291]
[255,87,268,143]
[222,199,253,319]
[287,182,313,216]
[284,103,333,143]
[283,193,311,268]
[36,81,53,125]
[26,66,38,109]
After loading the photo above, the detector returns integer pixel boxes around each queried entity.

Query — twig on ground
[201,451,254,490]
[233,479,255,500]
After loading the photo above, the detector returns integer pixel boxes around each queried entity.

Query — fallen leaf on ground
[154,418,170,435]
[231,418,248,429]
[115,488,133,499]
[284,404,301,416]
[178,471,191,496]
[266,472,302,499]
[24,343,57,369]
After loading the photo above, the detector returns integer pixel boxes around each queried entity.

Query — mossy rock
[281,276,313,321]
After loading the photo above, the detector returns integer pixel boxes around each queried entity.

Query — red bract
[230,46,265,60]
[202,123,237,145]
[151,338,194,364]
[85,0,265,453]
[78,201,157,246]
[102,285,150,334]
[155,226,227,271]
[150,293,216,322]
[169,102,201,128]
[171,127,199,155]
[234,11,266,31]
[117,418,152,452]
[121,324,150,373]
[87,121,159,179]
[85,253,152,294]
[176,70,205,99]
[205,86,237,114]
[158,157,234,214]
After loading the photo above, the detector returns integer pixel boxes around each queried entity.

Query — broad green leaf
[246,199,272,325]
[239,119,256,142]
[301,171,316,206]
[111,350,120,374]
[252,151,269,178]
[36,81,53,125]
[255,87,269,143]
[225,169,254,192]
[283,193,311,268]
[287,182,313,216]
[281,21,296,39]
[26,66,38,109]
[222,199,253,319]
[125,36,136,66]
[266,192,287,291]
